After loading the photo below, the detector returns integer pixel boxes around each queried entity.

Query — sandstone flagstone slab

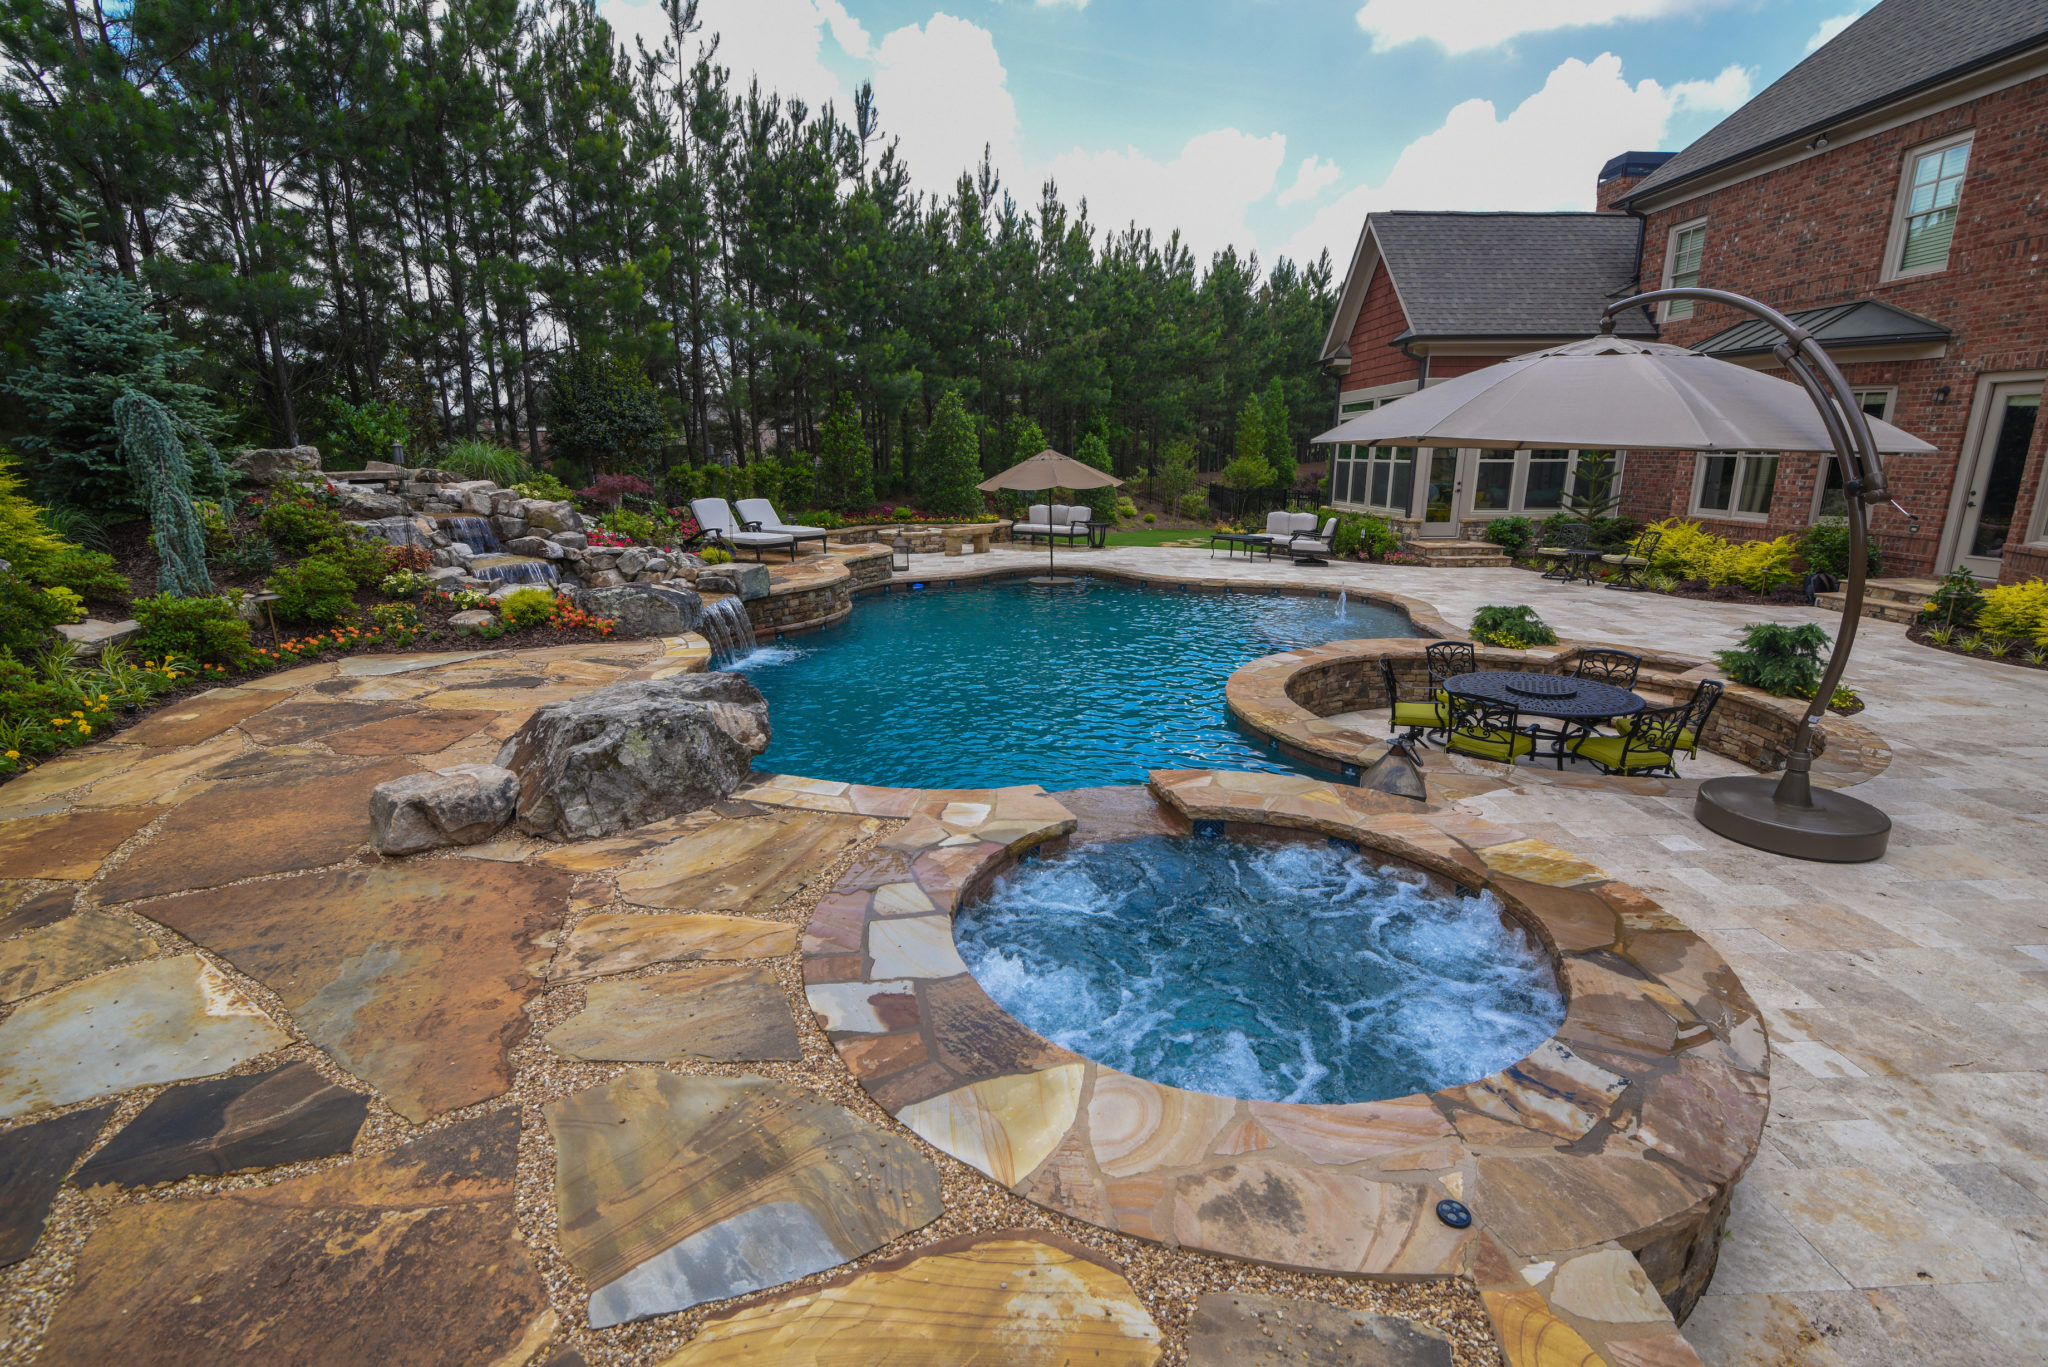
[322,708,497,756]
[659,1231,1161,1365]
[78,733,248,807]
[0,955,288,1118]
[0,806,164,882]
[105,688,279,748]
[94,758,416,903]
[142,861,569,1121]
[545,1069,943,1327]
[0,1103,114,1265]
[545,911,795,983]
[545,964,801,1062]
[0,885,75,937]
[615,810,869,913]
[70,1062,369,1189]
[897,1063,1084,1187]
[0,747,139,813]
[1169,1160,1464,1275]
[40,1110,554,1367]
[235,699,418,746]
[0,910,159,1002]
[1186,1292,1453,1366]
[1482,1288,1605,1367]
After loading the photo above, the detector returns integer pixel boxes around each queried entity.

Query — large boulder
[569,583,703,638]
[369,765,519,854]
[231,445,322,485]
[696,562,771,601]
[495,676,770,840]
[521,500,583,534]
[352,515,437,547]
[333,483,408,518]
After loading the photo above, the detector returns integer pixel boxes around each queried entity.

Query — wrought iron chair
[1567,700,1689,776]
[1617,678,1723,760]
[1573,647,1643,690]
[1378,655,1448,743]
[1536,521,1590,581]
[1444,691,1538,770]
[1424,641,1476,703]
[1601,529,1663,591]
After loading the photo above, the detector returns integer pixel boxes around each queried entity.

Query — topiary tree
[1074,427,1119,524]
[6,255,229,513]
[918,391,984,517]
[113,391,210,597]
[543,349,671,475]
[816,394,874,511]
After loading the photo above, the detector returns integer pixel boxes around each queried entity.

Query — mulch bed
[1904,619,2048,672]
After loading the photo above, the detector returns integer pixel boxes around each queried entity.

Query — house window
[1890,134,1971,278]
[1816,390,1892,519]
[1524,450,1572,510]
[1695,454,1780,520]
[1331,441,1415,514]
[1465,449,1610,517]
[1663,222,1706,320]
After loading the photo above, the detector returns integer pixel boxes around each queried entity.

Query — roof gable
[1628,0,2048,203]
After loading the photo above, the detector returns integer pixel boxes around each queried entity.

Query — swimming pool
[729,578,1419,790]
[954,835,1565,1104]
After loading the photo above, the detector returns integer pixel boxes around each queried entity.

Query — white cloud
[599,0,865,114]
[1805,4,1877,53]
[872,15,1021,194]
[1279,55,1752,267]
[1036,0,1090,8]
[1353,0,1723,57]
[1277,156,1343,208]
[1050,129,1288,262]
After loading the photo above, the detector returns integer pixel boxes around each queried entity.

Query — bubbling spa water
[953,836,1565,1105]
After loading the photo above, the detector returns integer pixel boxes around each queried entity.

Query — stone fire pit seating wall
[495,675,771,840]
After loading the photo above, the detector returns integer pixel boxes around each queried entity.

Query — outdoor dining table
[1444,670,1646,768]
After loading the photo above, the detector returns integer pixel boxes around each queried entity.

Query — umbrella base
[1026,575,1081,586]
[1694,774,1890,863]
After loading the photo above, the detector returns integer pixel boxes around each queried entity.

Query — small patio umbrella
[978,448,1123,585]
[1313,289,1937,862]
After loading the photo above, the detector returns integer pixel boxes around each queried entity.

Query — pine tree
[919,391,983,517]
[1262,378,1296,493]
[1233,395,1266,467]
[816,394,874,512]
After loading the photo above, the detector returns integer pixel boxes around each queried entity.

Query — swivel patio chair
[1566,699,1689,777]
[1616,678,1722,760]
[1601,529,1663,591]
[1444,692,1538,770]
[1536,521,1591,581]
[1288,518,1339,565]
[1424,641,1476,702]
[1572,647,1643,690]
[1378,654,1448,744]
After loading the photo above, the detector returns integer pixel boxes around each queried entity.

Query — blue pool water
[728,579,1418,790]
[955,836,1565,1104]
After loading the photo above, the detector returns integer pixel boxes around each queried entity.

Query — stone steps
[1816,576,1940,623]
[1403,540,1509,568]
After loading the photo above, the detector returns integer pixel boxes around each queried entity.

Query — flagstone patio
[0,557,2040,1367]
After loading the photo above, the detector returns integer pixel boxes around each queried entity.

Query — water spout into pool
[700,597,757,665]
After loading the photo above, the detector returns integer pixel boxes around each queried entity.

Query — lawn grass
[1100,526,1214,547]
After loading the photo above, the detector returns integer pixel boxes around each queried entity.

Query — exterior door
[1419,450,1461,538]
[1956,382,2042,579]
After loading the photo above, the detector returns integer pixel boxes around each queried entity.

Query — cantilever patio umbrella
[979,448,1123,586]
[1313,289,1938,863]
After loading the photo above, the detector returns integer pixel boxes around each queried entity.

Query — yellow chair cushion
[1600,553,1648,565]
[1392,700,1448,728]
[1616,716,1697,751]
[1535,546,1575,556]
[1448,730,1535,764]
[1570,734,1672,772]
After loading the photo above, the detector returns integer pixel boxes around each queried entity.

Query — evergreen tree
[1233,395,1266,467]
[1074,427,1118,524]
[1261,378,1295,493]
[816,393,873,511]
[112,392,209,597]
[543,350,671,478]
[918,390,983,517]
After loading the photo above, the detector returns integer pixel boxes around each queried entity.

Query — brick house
[1321,0,2048,582]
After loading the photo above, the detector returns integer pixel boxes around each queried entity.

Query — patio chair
[1012,504,1055,543]
[1535,522,1590,581]
[1444,691,1538,770]
[1287,517,1338,565]
[1573,647,1643,690]
[735,498,831,556]
[1247,510,1297,552]
[1616,678,1722,760]
[1601,529,1663,591]
[690,498,798,562]
[1424,641,1476,701]
[1566,699,1689,776]
[1378,654,1448,743]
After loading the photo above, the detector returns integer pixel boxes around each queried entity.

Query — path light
[1359,737,1428,802]
[890,534,911,574]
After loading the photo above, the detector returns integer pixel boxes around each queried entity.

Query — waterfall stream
[701,596,758,665]
[443,515,503,555]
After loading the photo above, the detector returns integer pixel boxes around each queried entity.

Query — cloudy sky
[597,0,1879,272]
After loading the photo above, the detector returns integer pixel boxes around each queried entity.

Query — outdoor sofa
[690,497,798,561]
[735,498,831,555]
[1012,504,1094,544]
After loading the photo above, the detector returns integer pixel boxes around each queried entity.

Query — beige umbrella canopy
[979,448,1123,584]
[1312,335,1936,454]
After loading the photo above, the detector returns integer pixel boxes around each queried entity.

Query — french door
[1955,381,2041,579]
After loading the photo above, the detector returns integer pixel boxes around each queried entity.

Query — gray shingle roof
[1628,0,2048,202]
[1370,212,1657,339]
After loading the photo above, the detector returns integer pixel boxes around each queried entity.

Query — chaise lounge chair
[735,498,831,556]
[690,498,798,562]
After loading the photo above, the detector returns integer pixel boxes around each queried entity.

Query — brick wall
[1635,72,2048,578]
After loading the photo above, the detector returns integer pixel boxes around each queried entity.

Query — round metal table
[1443,670,1646,766]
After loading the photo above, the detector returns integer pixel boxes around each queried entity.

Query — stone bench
[943,527,991,556]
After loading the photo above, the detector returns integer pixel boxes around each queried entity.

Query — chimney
[1597,151,1676,211]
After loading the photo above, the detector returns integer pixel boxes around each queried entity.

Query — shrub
[439,438,530,486]
[498,587,556,629]
[218,533,276,577]
[1715,622,1830,697]
[512,471,576,502]
[1174,489,1208,520]
[259,488,348,554]
[891,506,917,521]
[1918,565,1983,628]
[385,542,434,572]
[0,575,81,654]
[1143,512,1156,523]
[579,473,654,508]
[0,453,71,580]
[1977,579,2048,644]
[42,548,129,603]
[1115,496,1138,522]
[369,601,421,636]
[544,351,671,474]
[267,556,358,625]
[1645,518,1795,590]
[599,508,656,541]
[380,569,437,599]
[312,530,396,589]
[1797,518,1881,579]
[1483,515,1536,559]
[1725,536,1801,594]
[1470,604,1557,648]
[132,592,252,666]
[1326,511,1401,561]
[700,546,733,566]
[440,586,489,611]
[322,395,413,468]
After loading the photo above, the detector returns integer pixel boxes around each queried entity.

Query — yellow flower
[5,750,17,760]
[77,724,90,735]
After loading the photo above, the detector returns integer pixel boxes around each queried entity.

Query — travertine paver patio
[0,551,2039,1367]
